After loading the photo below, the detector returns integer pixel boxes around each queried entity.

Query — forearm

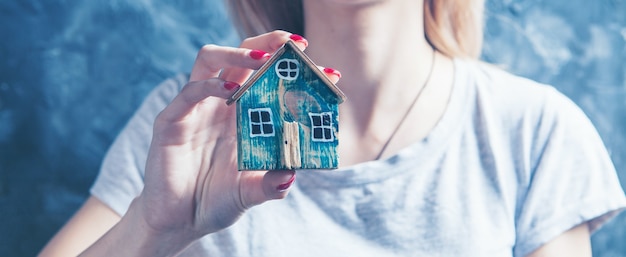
[75,31,302,257]
[78,197,196,257]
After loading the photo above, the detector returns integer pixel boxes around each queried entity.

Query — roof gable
[226,40,346,105]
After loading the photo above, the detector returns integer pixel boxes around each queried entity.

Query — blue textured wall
[0,0,624,256]
[0,1,238,255]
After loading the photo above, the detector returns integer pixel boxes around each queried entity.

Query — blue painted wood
[237,48,340,170]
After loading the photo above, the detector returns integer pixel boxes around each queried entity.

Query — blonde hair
[227,0,484,59]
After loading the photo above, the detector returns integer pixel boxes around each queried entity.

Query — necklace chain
[375,47,436,160]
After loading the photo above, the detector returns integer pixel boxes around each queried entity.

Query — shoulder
[457,59,586,135]
[455,58,608,181]
[91,73,189,215]
[451,60,625,257]
[465,59,565,113]
[115,73,189,134]
[126,73,189,125]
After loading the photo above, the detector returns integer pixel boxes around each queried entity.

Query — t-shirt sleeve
[513,87,626,257]
[90,74,187,216]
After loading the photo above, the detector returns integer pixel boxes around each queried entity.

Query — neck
[302,0,433,118]
[303,0,432,86]
[299,0,455,164]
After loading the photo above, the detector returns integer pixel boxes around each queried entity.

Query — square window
[309,112,334,142]
[249,108,275,137]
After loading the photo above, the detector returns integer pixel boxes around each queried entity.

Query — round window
[275,59,299,80]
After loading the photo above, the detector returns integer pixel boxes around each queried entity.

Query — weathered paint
[237,47,340,170]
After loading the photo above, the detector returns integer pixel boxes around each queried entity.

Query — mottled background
[0,0,624,256]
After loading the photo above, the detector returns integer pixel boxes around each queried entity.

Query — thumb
[239,170,296,209]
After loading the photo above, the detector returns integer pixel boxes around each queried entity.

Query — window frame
[309,112,334,142]
[248,108,275,137]
[275,58,300,81]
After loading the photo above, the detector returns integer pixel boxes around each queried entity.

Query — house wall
[237,50,340,170]
[237,90,282,170]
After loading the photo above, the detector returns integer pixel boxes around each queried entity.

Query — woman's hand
[57,31,341,257]
[79,31,340,257]
[136,31,312,244]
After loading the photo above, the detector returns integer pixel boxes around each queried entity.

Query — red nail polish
[249,49,270,60]
[276,173,296,192]
[323,67,342,78]
[289,34,308,47]
[224,81,240,90]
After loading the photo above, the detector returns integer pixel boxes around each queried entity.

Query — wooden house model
[227,40,346,171]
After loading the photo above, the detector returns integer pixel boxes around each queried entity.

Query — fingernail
[276,173,296,192]
[323,67,342,78]
[289,34,308,47]
[224,81,240,91]
[249,49,270,60]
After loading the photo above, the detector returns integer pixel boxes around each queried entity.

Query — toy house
[227,40,346,171]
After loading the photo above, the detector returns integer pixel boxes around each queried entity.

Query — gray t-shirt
[91,59,626,257]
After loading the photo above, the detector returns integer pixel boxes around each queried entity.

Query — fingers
[238,170,296,210]
[191,31,309,83]
[191,30,341,91]
[240,31,308,53]
[220,31,309,84]
[190,45,271,82]
[156,79,240,123]
[319,66,342,84]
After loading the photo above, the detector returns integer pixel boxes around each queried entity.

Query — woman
[40,0,625,256]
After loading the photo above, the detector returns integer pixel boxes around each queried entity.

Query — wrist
[79,197,197,257]
[125,196,198,256]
